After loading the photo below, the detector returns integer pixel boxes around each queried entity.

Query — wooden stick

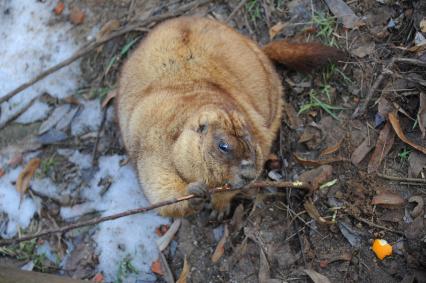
[377,173,426,184]
[0,180,310,246]
[0,0,212,105]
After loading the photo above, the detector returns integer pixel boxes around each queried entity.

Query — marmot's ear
[196,123,208,134]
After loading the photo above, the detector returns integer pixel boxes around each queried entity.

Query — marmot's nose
[239,160,256,180]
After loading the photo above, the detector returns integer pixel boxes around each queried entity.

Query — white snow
[59,154,170,282]
[71,100,103,136]
[16,101,51,124]
[0,167,37,238]
[0,0,82,126]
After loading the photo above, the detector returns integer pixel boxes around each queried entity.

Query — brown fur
[117,17,342,217]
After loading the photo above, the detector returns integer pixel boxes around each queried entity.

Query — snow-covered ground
[0,1,169,282]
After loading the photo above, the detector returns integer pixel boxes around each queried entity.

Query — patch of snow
[71,100,103,136]
[58,149,92,170]
[36,241,58,263]
[0,167,37,238]
[0,0,82,126]
[16,101,51,124]
[59,154,170,282]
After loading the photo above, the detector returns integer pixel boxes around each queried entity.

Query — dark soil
[1,0,426,282]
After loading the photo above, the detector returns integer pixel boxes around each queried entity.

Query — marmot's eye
[218,142,231,153]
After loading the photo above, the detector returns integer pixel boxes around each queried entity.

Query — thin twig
[0,0,212,105]
[0,180,310,246]
[225,0,248,23]
[394,57,426,68]
[349,214,404,235]
[377,173,426,184]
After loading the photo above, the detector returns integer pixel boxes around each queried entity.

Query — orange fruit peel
[372,239,392,260]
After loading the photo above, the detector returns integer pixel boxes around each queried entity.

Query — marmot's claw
[209,204,231,221]
[187,182,209,212]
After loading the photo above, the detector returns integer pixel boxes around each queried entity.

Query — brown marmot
[116,17,342,218]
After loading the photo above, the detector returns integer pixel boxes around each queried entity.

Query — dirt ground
[1,0,426,282]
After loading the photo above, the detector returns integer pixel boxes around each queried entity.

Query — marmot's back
[117,17,282,153]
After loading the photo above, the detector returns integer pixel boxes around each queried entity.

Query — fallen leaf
[320,138,343,156]
[92,273,104,283]
[229,204,244,234]
[39,104,71,135]
[294,153,346,166]
[70,7,85,25]
[351,138,375,165]
[304,201,335,225]
[53,1,65,15]
[0,167,4,178]
[319,252,352,268]
[16,159,41,199]
[378,97,395,119]
[421,18,426,33]
[151,258,164,275]
[408,151,426,177]
[211,224,229,263]
[176,256,190,283]
[338,222,362,248]
[155,224,169,236]
[417,92,426,138]
[299,165,333,190]
[367,122,395,173]
[372,191,405,207]
[282,101,303,129]
[101,90,117,108]
[258,247,276,283]
[304,269,332,283]
[323,0,364,29]
[408,196,424,218]
[389,112,426,154]
[96,19,120,42]
[351,41,375,58]
[319,179,337,189]
[269,22,286,39]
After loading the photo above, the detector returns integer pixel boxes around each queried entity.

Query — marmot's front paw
[187,182,210,212]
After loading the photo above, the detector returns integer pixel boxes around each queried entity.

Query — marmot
[116,17,343,218]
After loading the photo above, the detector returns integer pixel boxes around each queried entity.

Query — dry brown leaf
[259,247,271,283]
[0,167,5,178]
[96,19,120,42]
[101,90,117,108]
[304,201,335,225]
[304,269,332,283]
[320,138,343,156]
[70,7,85,25]
[367,123,395,173]
[269,22,286,39]
[299,165,333,190]
[293,153,346,166]
[378,97,395,118]
[421,18,426,33]
[211,224,229,263]
[351,41,375,58]
[351,138,375,165]
[408,196,424,218]
[151,258,164,275]
[372,191,405,207]
[323,0,364,29]
[16,158,41,199]
[176,256,190,283]
[53,1,65,15]
[389,112,426,154]
[408,151,426,178]
[282,101,303,129]
[417,92,426,138]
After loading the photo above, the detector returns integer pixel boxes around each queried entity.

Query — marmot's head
[173,107,263,189]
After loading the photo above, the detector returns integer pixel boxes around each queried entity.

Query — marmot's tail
[262,40,345,72]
